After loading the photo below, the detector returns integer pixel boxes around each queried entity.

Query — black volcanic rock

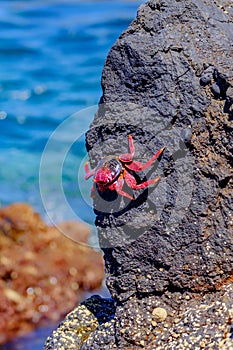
[87,0,233,299]
[45,0,233,349]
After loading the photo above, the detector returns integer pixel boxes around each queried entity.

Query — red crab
[84,135,165,200]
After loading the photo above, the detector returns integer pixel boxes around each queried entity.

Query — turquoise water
[0,0,143,226]
[0,0,144,348]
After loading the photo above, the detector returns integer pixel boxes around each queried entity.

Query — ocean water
[0,0,144,348]
[0,0,143,233]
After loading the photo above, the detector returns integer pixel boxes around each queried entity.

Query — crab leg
[119,134,135,163]
[113,175,135,200]
[128,134,135,156]
[125,171,161,190]
[90,185,96,198]
[124,146,165,172]
[84,161,95,180]
[141,146,165,170]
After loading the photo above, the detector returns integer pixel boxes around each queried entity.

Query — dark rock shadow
[81,295,116,325]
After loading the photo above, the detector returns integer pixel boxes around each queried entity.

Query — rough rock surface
[88,0,233,293]
[86,0,233,297]
[45,0,233,348]
[45,287,233,350]
[0,203,104,344]
[44,296,116,349]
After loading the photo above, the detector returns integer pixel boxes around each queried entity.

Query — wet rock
[0,203,104,344]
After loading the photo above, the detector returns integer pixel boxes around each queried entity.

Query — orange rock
[0,203,104,344]
[57,220,91,243]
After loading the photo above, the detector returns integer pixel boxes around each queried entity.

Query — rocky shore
[0,203,104,344]
[45,0,233,348]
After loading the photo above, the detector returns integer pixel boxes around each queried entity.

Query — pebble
[203,64,215,74]
[152,307,167,322]
[181,128,192,144]
[226,86,233,100]
[211,83,221,97]
[200,72,212,85]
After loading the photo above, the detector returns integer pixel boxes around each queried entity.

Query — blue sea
[0,0,144,348]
